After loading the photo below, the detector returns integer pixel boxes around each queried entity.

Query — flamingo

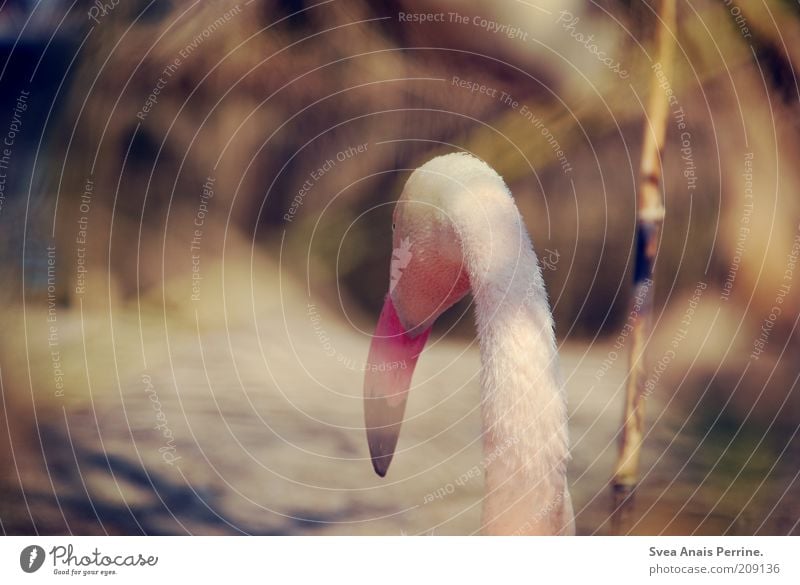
[363,152,574,535]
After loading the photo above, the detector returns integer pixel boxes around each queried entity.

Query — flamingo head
[388,174,473,336]
[364,153,507,476]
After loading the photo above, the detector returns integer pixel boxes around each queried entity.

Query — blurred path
[1,259,797,535]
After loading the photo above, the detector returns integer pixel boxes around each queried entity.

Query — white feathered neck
[407,153,572,533]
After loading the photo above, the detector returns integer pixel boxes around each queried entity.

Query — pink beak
[364,295,430,476]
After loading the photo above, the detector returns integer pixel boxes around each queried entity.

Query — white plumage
[364,152,574,535]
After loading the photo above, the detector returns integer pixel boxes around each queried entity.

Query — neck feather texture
[451,177,573,535]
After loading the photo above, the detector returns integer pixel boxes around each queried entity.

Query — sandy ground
[1,257,797,535]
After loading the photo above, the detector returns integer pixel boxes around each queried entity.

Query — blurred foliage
[1,0,799,426]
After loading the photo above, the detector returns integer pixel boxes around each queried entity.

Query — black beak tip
[370,450,393,478]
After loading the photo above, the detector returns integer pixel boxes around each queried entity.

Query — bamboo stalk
[611,0,677,533]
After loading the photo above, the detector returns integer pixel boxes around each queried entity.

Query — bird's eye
[392,222,396,231]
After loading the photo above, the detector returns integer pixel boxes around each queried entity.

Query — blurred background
[0,0,798,535]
